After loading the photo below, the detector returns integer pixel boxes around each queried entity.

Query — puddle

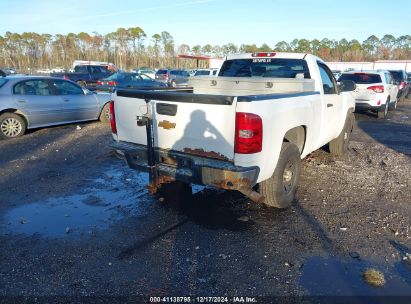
[1,166,150,237]
[300,256,411,296]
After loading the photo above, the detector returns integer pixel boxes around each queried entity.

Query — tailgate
[351,84,376,101]
[114,90,237,161]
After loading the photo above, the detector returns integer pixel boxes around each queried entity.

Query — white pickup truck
[109,52,356,208]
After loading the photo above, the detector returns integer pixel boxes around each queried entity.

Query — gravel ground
[0,100,410,303]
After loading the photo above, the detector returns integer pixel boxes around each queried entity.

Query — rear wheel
[329,112,354,155]
[0,113,26,139]
[259,143,301,209]
[389,97,398,111]
[99,103,110,123]
[377,100,389,119]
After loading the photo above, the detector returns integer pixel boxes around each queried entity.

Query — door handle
[63,99,70,102]
[18,99,26,103]
[327,103,333,108]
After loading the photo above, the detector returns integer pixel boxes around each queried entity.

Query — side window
[318,63,337,94]
[52,79,84,95]
[74,66,88,73]
[14,80,51,96]
[384,73,390,84]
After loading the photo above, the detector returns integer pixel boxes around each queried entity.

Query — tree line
[1,27,410,72]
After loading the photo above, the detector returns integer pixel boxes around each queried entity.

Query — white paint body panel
[113,52,355,184]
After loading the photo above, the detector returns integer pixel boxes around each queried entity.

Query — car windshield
[0,78,8,88]
[389,71,404,81]
[339,73,382,84]
[219,58,311,78]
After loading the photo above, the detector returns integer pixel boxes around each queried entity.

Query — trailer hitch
[136,99,161,194]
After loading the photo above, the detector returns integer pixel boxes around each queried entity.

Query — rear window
[389,71,404,81]
[156,70,167,75]
[0,78,8,88]
[339,73,382,84]
[219,58,311,78]
[106,73,126,80]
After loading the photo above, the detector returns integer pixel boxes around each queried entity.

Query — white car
[338,70,398,119]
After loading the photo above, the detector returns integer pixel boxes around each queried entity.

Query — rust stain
[158,120,176,130]
[210,177,252,190]
[183,148,231,162]
[147,175,175,194]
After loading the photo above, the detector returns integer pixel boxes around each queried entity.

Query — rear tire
[389,98,398,111]
[377,100,388,119]
[329,112,354,156]
[99,103,110,123]
[259,143,301,209]
[0,113,26,139]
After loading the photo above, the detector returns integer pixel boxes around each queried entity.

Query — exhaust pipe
[238,187,265,204]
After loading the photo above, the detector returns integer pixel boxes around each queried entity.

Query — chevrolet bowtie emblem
[158,120,176,130]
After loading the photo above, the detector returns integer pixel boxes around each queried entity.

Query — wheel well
[283,126,306,154]
[0,109,28,125]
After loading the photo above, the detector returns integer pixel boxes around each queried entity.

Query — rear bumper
[355,102,383,111]
[110,141,260,191]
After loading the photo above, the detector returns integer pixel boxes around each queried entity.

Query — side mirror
[339,80,356,92]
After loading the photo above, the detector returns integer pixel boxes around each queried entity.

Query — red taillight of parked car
[107,81,117,86]
[399,81,405,90]
[109,101,117,134]
[97,80,103,85]
[367,85,384,93]
[63,75,69,80]
[235,112,263,154]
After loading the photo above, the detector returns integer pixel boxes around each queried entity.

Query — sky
[1,0,409,47]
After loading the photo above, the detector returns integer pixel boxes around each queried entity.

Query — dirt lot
[0,100,410,303]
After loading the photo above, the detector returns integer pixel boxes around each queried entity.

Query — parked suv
[388,70,410,102]
[338,70,398,119]
[155,69,190,87]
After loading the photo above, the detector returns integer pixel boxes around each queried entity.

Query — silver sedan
[0,76,112,139]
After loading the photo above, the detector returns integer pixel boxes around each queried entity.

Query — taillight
[367,85,384,93]
[97,81,103,85]
[107,81,117,86]
[252,52,276,57]
[63,75,69,80]
[235,113,263,154]
[109,101,117,134]
[400,81,405,89]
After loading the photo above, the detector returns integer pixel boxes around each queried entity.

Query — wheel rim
[104,106,110,121]
[283,160,296,193]
[1,118,22,137]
